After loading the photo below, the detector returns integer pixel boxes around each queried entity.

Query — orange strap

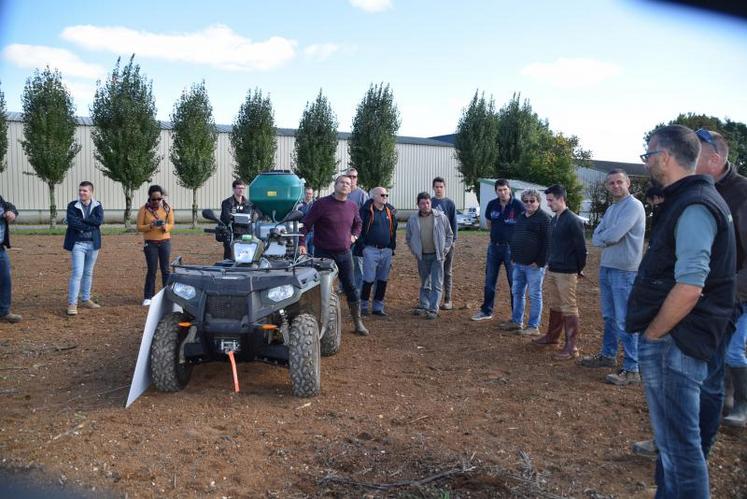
[227,351,240,393]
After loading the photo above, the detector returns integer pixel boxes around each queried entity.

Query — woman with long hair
[137,185,174,306]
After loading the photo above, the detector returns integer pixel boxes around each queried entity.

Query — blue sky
[1,0,746,163]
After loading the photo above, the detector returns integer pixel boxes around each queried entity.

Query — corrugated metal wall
[1,118,465,222]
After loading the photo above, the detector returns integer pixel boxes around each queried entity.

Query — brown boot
[533,310,563,347]
[554,315,580,360]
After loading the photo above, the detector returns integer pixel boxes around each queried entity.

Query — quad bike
[148,171,341,397]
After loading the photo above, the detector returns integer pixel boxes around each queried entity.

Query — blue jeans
[0,249,11,315]
[599,266,639,372]
[362,246,393,313]
[68,241,99,305]
[305,232,315,257]
[511,264,544,328]
[726,303,747,368]
[481,242,512,315]
[699,327,730,459]
[417,253,443,313]
[353,255,364,294]
[639,334,709,499]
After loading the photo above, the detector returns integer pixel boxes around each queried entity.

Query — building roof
[6,112,453,148]
[585,159,647,177]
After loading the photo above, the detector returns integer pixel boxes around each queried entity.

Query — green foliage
[644,113,747,176]
[231,88,276,184]
[20,67,81,227]
[349,83,401,190]
[0,81,7,173]
[293,90,339,194]
[170,81,217,227]
[490,94,586,212]
[454,90,499,200]
[91,55,161,228]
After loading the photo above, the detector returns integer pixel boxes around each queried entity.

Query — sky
[1,0,746,164]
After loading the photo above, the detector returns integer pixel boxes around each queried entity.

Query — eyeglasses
[695,128,718,152]
[640,150,663,163]
[348,175,358,178]
[150,197,163,202]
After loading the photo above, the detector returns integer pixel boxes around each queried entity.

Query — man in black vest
[220,179,252,259]
[628,125,735,498]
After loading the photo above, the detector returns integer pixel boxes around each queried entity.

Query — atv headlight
[267,285,294,303]
[172,282,197,300]
[233,242,258,264]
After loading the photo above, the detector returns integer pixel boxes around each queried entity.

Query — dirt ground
[1,232,745,498]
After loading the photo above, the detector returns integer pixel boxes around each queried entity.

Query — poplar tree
[0,81,7,173]
[454,90,499,200]
[349,83,400,190]
[231,88,276,183]
[20,68,81,227]
[91,55,160,229]
[293,90,339,195]
[170,81,217,228]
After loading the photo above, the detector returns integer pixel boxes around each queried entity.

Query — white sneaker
[142,299,152,306]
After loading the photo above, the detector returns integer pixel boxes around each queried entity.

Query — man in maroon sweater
[300,175,369,335]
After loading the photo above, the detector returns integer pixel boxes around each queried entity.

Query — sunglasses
[379,193,389,197]
[522,198,538,204]
[695,128,718,151]
[640,150,663,163]
[150,197,163,202]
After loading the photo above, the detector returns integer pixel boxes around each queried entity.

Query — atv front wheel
[288,313,321,397]
[150,312,193,392]
[320,292,342,357]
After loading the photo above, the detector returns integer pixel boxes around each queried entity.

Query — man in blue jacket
[64,181,104,316]
[0,195,21,323]
[472,179,525,321]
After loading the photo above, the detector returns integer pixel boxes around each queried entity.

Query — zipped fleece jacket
[716,162,747,302]
[406,210,453,261]
[63,199,104,251]
[353,199,398,257]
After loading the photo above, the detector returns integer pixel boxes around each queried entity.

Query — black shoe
[372,310,387,317]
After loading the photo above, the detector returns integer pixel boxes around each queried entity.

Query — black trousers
[144,239,171,299]
[314,248,359,304]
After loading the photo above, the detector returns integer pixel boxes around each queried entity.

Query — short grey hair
[651,125,700,172]
[520,189,541,202]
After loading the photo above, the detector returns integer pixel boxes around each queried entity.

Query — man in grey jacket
[580,169,646,386]
[406,192,453,319]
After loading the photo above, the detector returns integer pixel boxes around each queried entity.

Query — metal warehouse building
[2,112,465,223]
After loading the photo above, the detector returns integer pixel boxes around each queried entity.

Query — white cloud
[520,58,621,88]
[303,43,340,62]
[2,44,105,79]
[349,0,392,13]
[61,24,296,71]
[62,79,97,112]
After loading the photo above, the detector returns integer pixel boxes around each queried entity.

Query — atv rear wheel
[150,312,193,392]
[288,313,321,397]
[320,292,342,357]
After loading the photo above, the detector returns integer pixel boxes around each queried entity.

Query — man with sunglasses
[355,187,397,316]
[220,179,252,259]
[346,168,369,295]
[628,125,735,498]
[693,129,747,432]
[579,169,646,386]
[503,189,551,336]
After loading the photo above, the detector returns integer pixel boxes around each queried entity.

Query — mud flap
[125,290,182,408]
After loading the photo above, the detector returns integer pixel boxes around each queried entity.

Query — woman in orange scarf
[137,185,175,306]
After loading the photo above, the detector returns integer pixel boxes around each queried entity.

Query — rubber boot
[724,367,735,417]
[360,281,374,315]
[554,315,580,360]
[533,310,563,347]
[348,301,369,336]
[372,280,388,316]
[723,366,747,427]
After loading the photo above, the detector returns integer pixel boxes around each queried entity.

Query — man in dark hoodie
[355,187,398,316]
[0,195,21,323]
